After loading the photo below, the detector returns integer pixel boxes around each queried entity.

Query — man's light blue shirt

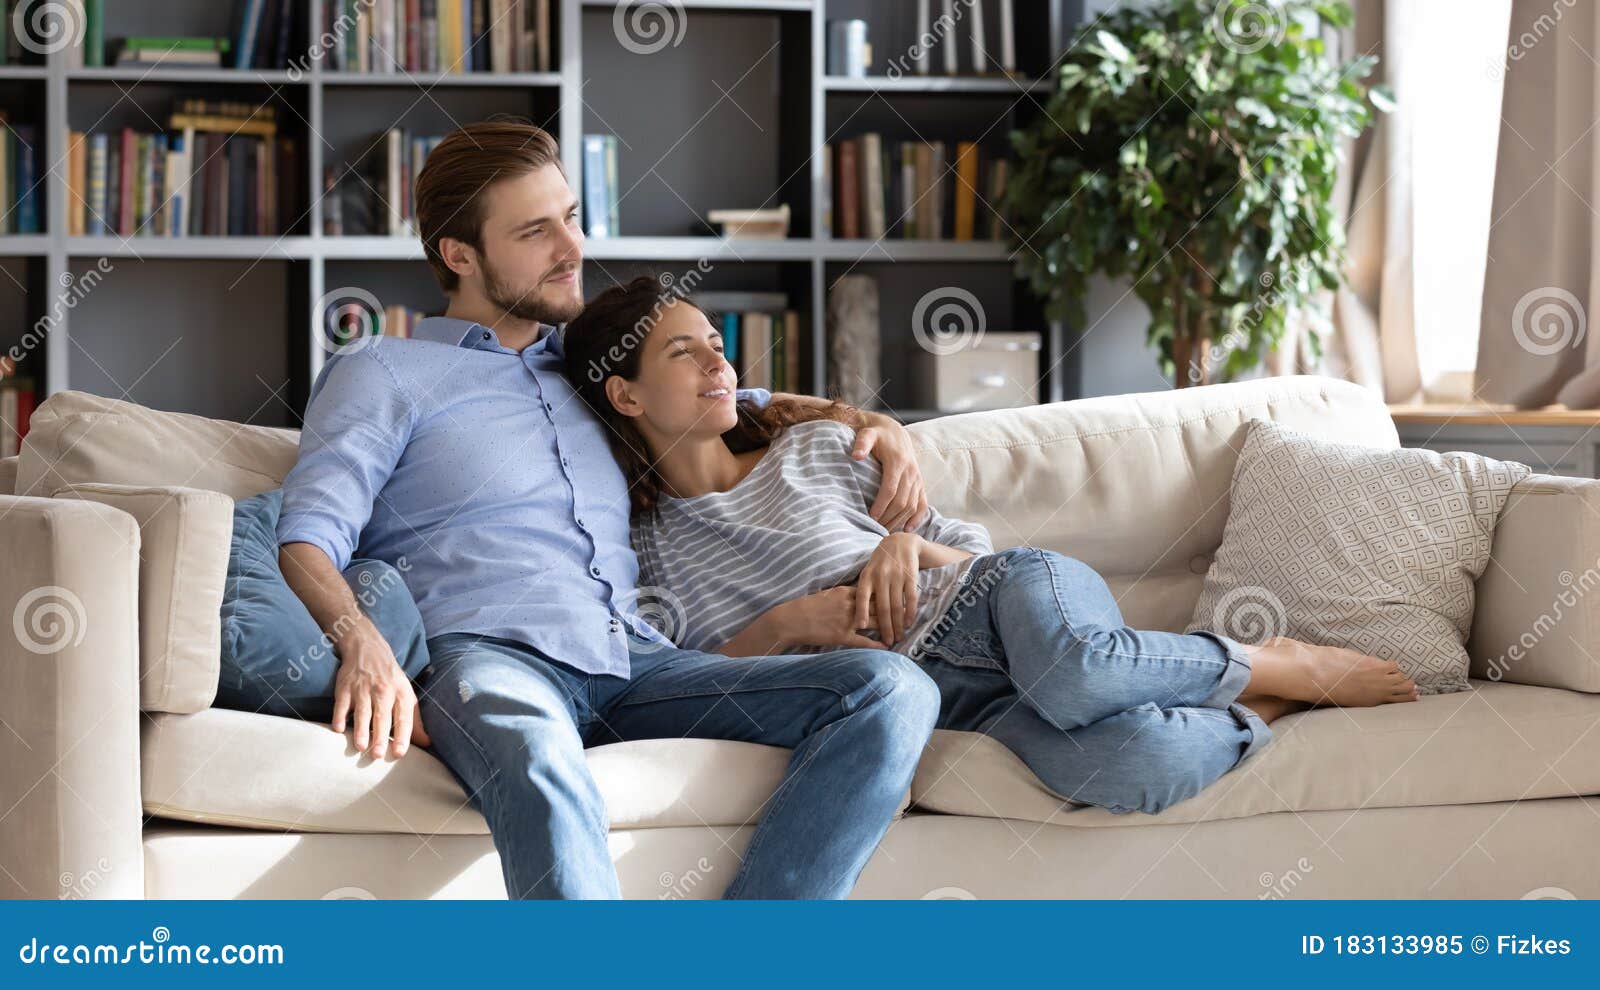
[276,315,771,678]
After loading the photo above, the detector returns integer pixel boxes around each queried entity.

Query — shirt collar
[413,316,561,356]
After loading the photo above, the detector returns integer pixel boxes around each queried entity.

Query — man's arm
[772,392,928,531]
[277,351,422,758]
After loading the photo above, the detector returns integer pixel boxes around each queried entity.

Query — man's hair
[414,117,563,293]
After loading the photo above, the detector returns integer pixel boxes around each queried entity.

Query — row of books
[0,113,40,235]
[697,293,802,394]
[63,1,302,69]
[0,360,34,459]
[581,135,621,239]
[323,129,444,237]
[327,0,554,74]
[66,102,299,238]
[824,135,1010,242]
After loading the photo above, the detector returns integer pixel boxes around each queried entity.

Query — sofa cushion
[141,707,807,833]
[52,483,233,714]
[907,376,1399,633]
[17,390,299,499]
[1186,418,1530,694]
[912,680,1600,826]
[0,454,16,495]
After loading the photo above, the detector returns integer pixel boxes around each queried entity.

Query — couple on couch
[236,120,1418,900]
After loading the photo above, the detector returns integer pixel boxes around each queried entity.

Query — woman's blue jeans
[909,547,1273,815]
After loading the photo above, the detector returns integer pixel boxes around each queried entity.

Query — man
[276,119,940,899]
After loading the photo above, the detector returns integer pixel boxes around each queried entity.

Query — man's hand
[851,413,929,532]
[854,533,923,645]
[332,628,430,759]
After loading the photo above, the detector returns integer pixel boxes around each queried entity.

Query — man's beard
[481,254,584,325]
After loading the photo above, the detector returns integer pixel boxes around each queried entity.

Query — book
[860,133,885,240]
[707,206,790,240]
[999,0,1017,73]
[12,124,37,233]
[582,134,611,238]
[85,0,104,67]
[67,132,85,236]
[837,140,859,239]
[87,133,108,235]
[987,159,1009,240]
[820,143,832,236]
[783,311,801,393]
[953,141,979,241]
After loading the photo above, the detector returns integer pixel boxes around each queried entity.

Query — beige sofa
[3,374,1598,900]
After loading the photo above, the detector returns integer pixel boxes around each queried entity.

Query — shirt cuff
[276,526,354,575]
[736,387,772,410]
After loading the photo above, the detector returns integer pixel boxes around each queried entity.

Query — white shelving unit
[2,0,1076,424]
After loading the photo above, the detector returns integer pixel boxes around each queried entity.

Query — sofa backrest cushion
[17,391,299,500]
[0,455,16,496]
[53,483,234,714]
[908,375,1398,633]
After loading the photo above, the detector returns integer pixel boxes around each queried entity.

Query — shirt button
[545,402,554,412]
[590,565,601,577]
[575,517,584,527]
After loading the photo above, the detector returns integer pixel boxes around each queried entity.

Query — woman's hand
[852,414,929,532]
[719,587,887,655]
[854,533,924,645]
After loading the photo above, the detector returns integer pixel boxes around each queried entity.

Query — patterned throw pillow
[1187,419,1532,695]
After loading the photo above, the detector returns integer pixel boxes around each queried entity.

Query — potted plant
[1004,0,1390,386]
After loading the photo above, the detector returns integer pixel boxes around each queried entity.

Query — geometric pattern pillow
[1186,418,1532,695]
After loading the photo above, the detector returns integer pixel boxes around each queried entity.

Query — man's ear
[605,376,644,418]
[438,237,477,281]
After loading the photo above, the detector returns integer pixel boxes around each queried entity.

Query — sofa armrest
[0,494,144,898]
[1468,475,1600,692]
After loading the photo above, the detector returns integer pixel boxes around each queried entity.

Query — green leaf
[1097,30,1132,63]
[1368,83,1397,113]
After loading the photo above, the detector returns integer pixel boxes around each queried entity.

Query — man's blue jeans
[911,547,1274,815]
[416,633,940,899]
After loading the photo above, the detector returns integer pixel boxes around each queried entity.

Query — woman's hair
[562,275,864,515]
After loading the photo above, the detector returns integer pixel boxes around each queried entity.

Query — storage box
[911,331,1042,413]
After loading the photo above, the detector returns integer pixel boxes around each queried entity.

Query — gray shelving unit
[0,0,1080,426]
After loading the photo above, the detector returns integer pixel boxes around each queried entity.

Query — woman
[562,277,1419,816]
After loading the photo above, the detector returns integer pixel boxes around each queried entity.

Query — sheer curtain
[1271,0,1510,404]
[1476,0,1600,408]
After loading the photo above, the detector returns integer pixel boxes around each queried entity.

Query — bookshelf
[2,0,1081,428]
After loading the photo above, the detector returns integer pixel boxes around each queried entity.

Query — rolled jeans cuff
[1227,700,1275,764]
[1193,630,1254,709]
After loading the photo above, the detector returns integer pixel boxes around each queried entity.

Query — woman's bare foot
[1233,693,1309,724]
[1240,637,1420,708]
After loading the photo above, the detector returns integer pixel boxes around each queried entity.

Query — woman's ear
[604,376,644,418]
